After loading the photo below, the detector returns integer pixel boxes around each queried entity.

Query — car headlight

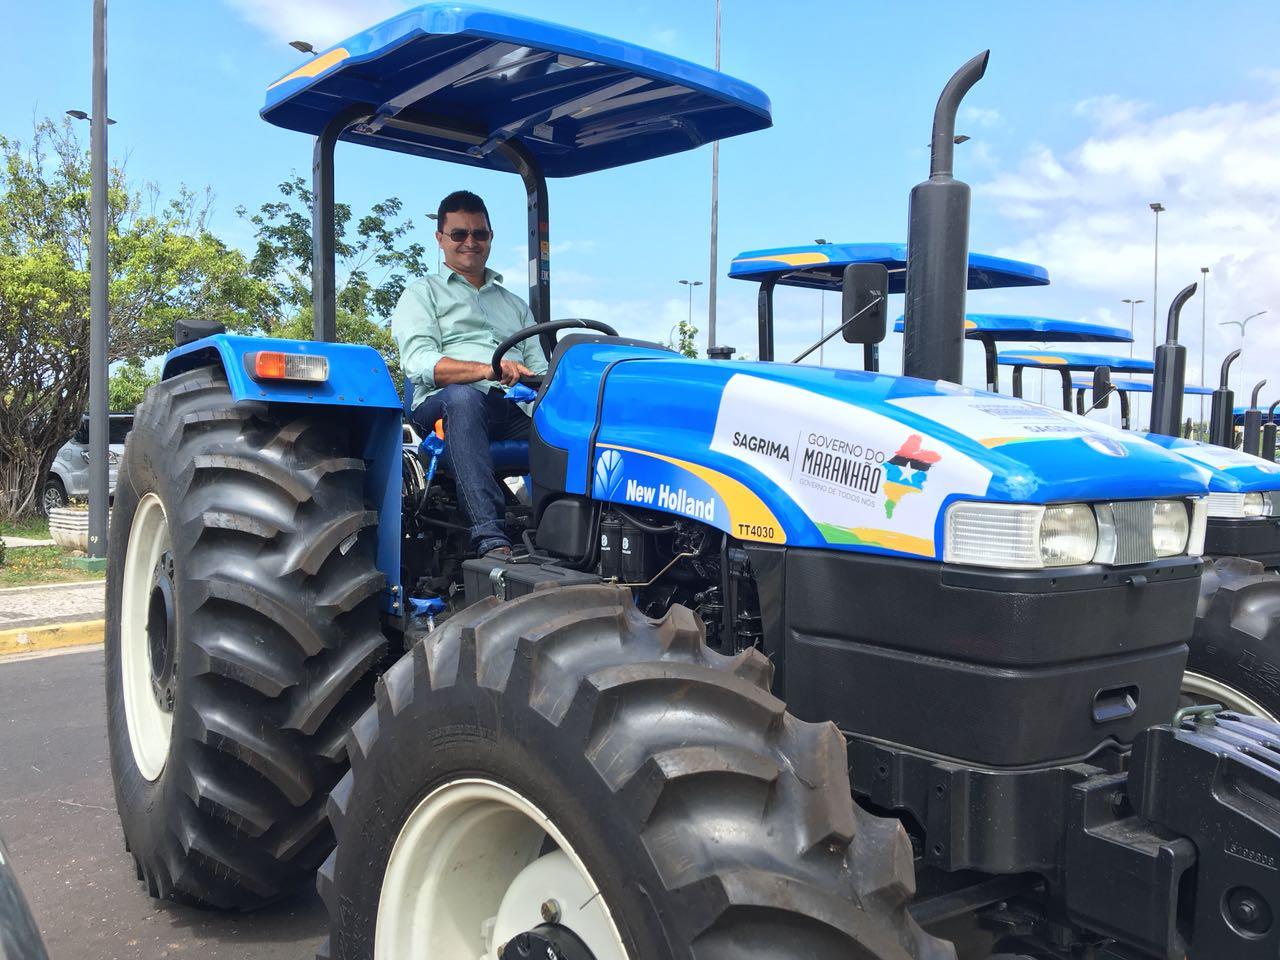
[944,502,1097,569]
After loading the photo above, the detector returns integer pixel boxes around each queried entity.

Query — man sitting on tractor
[392,190,548,557]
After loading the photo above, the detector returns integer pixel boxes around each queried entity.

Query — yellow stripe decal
[599,444,786,544]
[1011,353,1067,365]
[735,251,831,268]
[267,47,351,90]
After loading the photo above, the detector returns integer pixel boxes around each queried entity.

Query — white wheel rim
[1182,670,1279,721]
[120,492,175,781]
[376,777,629,960]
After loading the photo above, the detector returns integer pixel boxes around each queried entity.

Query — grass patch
[1,514,51,541]
[0,546,105,587]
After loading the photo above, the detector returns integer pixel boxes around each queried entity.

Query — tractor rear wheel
[1184,556,1280,720]
[105,366,387,908]
[318,585,953,960]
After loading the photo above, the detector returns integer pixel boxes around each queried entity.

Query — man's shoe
[481,544,513,560]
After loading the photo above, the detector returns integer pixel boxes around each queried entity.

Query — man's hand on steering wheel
[496,358,533,387]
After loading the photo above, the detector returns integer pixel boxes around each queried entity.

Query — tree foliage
[237,174,430,383]
[0,119,269,518]
[108,360,159,412]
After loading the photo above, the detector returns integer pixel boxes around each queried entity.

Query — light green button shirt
[392,265,549,410]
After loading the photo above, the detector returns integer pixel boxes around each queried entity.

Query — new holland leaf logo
[595,449,625,499]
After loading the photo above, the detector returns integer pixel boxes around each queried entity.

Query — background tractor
[105,5,1280,959]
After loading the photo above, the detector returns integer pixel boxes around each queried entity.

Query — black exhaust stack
[1263,400,1279,462]
[1209,349,1240,447]
[903,50,990,384]
[1149,282,1196,437]
[1243,379,1268,455]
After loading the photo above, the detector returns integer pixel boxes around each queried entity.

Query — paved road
[0,647,325,959]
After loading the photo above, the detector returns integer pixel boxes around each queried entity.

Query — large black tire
[105,366,388,909]
[318,585,952,960]
[1186,556,1280,719]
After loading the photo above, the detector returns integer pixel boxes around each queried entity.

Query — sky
[4,0,1280,424]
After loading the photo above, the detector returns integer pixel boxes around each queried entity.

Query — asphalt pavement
[0,647,325,959]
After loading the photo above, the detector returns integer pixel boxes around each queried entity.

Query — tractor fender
[160,333,405,606]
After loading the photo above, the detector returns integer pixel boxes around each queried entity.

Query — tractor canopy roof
[997,350,1155,374]
[1069,377,1212,396]
[260,3,771,177]
[891,313,1131,343]
[727,243,1048,291]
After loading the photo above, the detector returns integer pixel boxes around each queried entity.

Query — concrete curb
[0,619,105,657]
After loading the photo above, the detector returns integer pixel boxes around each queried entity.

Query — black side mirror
[841,263,888,345]
[1092,365,1112,410]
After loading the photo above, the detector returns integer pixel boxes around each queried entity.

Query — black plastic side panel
[535,496,595,562]
[1206,517,1280,567]
[783,549,1198,766]
[528,417,570,516]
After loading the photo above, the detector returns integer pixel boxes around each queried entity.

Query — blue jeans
[411,384,530,555]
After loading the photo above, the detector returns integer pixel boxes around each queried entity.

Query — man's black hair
[437,190,490,229]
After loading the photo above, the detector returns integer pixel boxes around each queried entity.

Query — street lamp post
[1200,266,1209,429]
[1220,310,1269,356]
[1121,298,1144,358]
[706,0,721,353]
[69,0,111,562]
[678,279,702,354]
[1149,202,1165,358]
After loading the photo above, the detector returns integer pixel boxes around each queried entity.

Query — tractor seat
[416,437,529,475]
[405,378,530,475]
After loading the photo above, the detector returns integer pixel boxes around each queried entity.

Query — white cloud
[223,0,407,47]
[1073,95,1147,130]
[978,90,1280,400]
[960,106,1001,129]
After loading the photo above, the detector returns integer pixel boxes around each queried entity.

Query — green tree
[0,119,270,518]
[238,175,430,383]
[108,360,159,412]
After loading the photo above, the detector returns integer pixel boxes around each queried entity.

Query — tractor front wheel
[318,585,953,960]
[105,367,387,908]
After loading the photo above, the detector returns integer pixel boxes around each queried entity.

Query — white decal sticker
[1170,443,1280,473]
[888,394,1100,446]
[710,375,991,557]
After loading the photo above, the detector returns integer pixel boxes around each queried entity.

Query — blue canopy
[1070,377,1212,396]
[260,3,771,177]
[892,313,1131,343]
[728,242,1048,291]
[998,350,1155,373]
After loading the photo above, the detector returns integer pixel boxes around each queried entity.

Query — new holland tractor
[735,250,1280,726]
[105,6,1280,959]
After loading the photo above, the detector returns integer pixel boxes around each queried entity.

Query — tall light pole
[1221,310,1269,356]
[1200,266,1209,428]
[1121,298,1144,358]
[706,0,721,352]
[78,0,110,562]
[678,279,702,354]
[1149,202,1165,358]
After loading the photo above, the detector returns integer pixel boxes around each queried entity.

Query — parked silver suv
[43,414,133,514]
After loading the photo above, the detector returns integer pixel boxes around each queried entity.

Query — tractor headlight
[1187,498,1207,556]
[944,502,1096,569]
[1151,500,1191,557]
[1205,491,1272,518]
[946,498,1201,569]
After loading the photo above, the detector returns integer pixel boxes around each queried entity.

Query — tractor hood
[534,343,1211,561]
[1142,434,1280,493]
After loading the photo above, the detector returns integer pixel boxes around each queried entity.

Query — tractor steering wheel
[490,318,619,386]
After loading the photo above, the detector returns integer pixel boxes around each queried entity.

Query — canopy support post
[312,105,374,343]
[1120,390,1131,430]
[982,339,998,392]
[1012,366,1024,399]
[757,278,776,362]
[1059,369,1072,411]
[498,140,552,354]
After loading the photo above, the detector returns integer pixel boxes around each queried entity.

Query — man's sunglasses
[443,228,492,243]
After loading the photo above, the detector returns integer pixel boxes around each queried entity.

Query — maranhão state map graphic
[884,434,942,518]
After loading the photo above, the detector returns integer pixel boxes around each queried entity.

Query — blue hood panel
[1144,434,1280,492]
[534,345,1211,561]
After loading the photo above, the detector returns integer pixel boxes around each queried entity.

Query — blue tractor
[104,7,1280,960]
